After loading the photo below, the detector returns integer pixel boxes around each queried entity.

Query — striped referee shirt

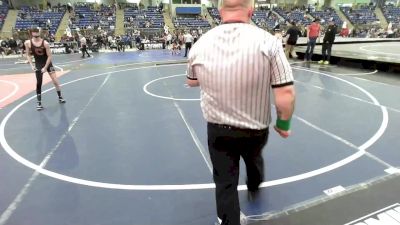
[187,23,293,130]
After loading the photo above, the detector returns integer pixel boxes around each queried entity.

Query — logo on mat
[344,203,400,225]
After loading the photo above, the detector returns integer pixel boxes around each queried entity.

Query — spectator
[117,36,125,52]
[1,38,9,48]
[0,38,5,58]
[192,30,198,43]
[387,22,395,38]
[8,37,18,54]
[319,18,337,65]
[80,35,91,58]
[164,24,169,34]
[340,21,350,37]
[166,32,172,47]
[183,31,193,57]
[305,18,321,61]
[135,35,141,48]
[18,38,26,58]
[274,28,283,40]
[284,21,301,59]
[67,3,73,13]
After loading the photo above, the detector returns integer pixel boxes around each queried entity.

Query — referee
[80,35,91,58]
[183,30,193,57]
[186,0,295,224]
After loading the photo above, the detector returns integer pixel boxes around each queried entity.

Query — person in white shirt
[65,26,71,37]
[183,31,193,57]
[164,24,169,34]
[167,33,172,47]
[387,22,395,38]
[107,35,113,49]
[80,35,91,58]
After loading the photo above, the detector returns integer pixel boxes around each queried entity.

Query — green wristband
[276,118,291,131]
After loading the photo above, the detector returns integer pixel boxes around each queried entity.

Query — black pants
[305,37,317,61]
[207,123,269,225]
[322,42,333,62]
[35,63,55,101]
[35,69,43,100]
[184,42,192,57]
[81,45,90,57]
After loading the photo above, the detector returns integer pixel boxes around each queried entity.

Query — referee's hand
[274,126,291,138]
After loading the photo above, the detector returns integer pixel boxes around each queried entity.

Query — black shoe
[215,215,247,225]
[36,102,44,111]
[59,97,66,104]
[247,189,260,202]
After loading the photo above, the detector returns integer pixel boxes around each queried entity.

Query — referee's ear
[218,7,224,18]
[247,8,254,21]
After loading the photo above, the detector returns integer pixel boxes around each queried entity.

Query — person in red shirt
[340,21,350,37]
[305,18,321,61]
[340,28,349,37]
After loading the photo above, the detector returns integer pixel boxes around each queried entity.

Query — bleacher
[310,8,343,27]
[340,6,379,25]
[15,6,65,35]
[274,8,312,26]
[382,5,400,28]
[174,6,210,29]
[72,5,115,31]
[0,0,8,31]
[124,6,164,29]
[252,10,280,29]
[207,7,221,25]
[174,17,210,28]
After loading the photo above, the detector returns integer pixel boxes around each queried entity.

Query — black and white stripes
[187,23,294,130]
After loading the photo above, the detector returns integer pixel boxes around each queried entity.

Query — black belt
[208,122,268,132]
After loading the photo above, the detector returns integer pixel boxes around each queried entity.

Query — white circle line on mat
[0,65,388,190]
[0,80,19,103]
[143,74,200,101]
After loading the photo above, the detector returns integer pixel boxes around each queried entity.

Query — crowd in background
[1,2,400,57]
[351,25,398,38]
[69,3,116,32]
[252,9,285,30]
[0,37,25,57]
[124,4,165,29]
[0,0,9,30]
